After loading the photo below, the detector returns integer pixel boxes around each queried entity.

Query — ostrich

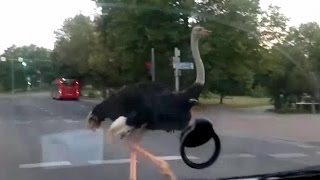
[87,25,210,180]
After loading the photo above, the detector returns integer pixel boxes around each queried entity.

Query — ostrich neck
[178,33,205,101]
[191,34,205,85]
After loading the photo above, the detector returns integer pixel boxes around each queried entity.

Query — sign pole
[151,48,155,82]
[174,47,180,92]
[172,48,194,92]
[11,59,14,95]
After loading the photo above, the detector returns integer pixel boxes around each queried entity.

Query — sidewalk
[79,97,103,104]
[191,105,320,143]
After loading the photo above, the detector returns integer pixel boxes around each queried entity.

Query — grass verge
[199,96,271,108]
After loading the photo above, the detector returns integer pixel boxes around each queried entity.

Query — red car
[51,78,80,100]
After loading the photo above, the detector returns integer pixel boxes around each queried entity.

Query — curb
[80,97,103,104]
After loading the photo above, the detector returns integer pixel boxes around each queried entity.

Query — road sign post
[11,58,14,95]
[151,48,155,82]
[0,57,51,95]
[173,48,181,92]
[172,48,194,92]
[0,56,15,95]
[0,57,6,62]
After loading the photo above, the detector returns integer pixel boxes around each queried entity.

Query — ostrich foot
[130,143,177,180]
[159,161,177,180]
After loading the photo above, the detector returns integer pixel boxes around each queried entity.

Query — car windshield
[1,0,320,180]
[62,79,77,85]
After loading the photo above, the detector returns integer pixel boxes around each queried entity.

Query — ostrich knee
[108,116,133,143]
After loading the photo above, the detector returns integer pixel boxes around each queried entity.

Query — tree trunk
[310,72,320,101]
[101,86,107,99]
[220,93,224,104]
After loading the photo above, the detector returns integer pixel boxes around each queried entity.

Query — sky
[0,0,319,54]
[0,0,97,53]
[260,0,320,26]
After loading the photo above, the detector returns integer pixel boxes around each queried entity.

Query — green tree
[251,5,289,100]
[0,45,53,91]
[51,14,96,84]
[93,0,197,88]
[264,22,320,109]
[197,0,262,103]
[90,0,292,104]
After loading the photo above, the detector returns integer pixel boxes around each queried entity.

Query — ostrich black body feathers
[90,81,203,132]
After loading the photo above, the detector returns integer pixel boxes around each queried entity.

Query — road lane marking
[220,133,315,149]
[46,119,56,123]
[89,159,131,165]
[14,120,32,124]
[81,105,87,108]
[19,161,71,169]
[158,155,199,160]
[88,156,199,165]
[19,154,261,169]
[64,119,80,123]
[293,144,314,148]
[271,139,314,149]
[221,153,256,158]
[268,153,308,158]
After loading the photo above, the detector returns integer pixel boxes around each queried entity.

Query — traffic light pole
[0,57,50,95]
[11,59,14,95]
[173,47,181,92]
[151,48,155,82]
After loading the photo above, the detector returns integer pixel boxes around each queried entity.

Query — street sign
[0,57,6,62]
[175,48,180,57]
[173,62,194,70]
[172,56,180,64]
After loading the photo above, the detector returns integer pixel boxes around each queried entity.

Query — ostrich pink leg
[131,143,177,180]
[129,149,137,180]
[125,126,176,180]
[127,129,143,180]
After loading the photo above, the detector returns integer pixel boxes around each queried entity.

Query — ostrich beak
[203,29,211,36]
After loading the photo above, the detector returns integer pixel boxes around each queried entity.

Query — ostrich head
[86,104,105,130]
[192,25,211,39]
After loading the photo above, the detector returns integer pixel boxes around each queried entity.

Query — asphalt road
[1,92,320,180]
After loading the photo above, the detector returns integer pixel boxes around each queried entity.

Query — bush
[88,91,96,98]
[0,84,4,92]
[200,91,217,98]
[250,85,268,98]
[276,106,310,114]
[276,106,295,114]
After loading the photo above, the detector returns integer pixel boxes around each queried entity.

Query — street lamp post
[0,57,52,94]
[0,56,23,95]
[11,58,14,95]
